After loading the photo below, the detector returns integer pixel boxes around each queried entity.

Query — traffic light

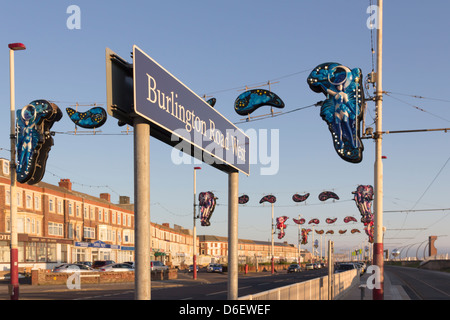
[16,100,62,184]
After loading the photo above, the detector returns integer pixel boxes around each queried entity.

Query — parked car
[210,264,223,273]
[99,263,135,272]
[206,263,215,272]
[52,263,94,273]
[75,261,92,268]
[334,263,357,274]
[92,260,115,269]
[188,264,199,273]
[150,260,168,271]
[287,264,302,273]
[305,263,314,270]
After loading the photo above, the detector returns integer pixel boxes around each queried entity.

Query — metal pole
[227,171,239,300]
[8,43,26,300]
[9,47,19,301]
[193,167,201,280]
[271,202,274,274]
[134,117,151,300]
[327,240,334,300]
[373,0,384,300]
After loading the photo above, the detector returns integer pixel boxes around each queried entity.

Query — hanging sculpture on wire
[301,228,312,245]
[198,191,217,227]
[16,100,62,185]
[292,193,310,203]
[276,216,289,239]
[259,194,276,204]
[344,216,358,223]
[307,62,365,163]
[326,217,337,224]
[308,218,320,225]
[234,89,285,116]
[352,185,374,243]
[206,98,216,107]
[318,191,340,201]
[293,217,306,225]
[351,229,361,234]
[326,230,334,234]
[66,106,107,129]
[339,230,347,234]
[238,194,249,204]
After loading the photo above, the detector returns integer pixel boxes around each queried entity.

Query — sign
[133,45,250,175]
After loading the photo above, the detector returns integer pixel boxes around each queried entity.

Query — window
[48,222,63,236]
[49,198,54,212]
[26,194,32,209]
[2,160,9,175]
[5,190,10,205]
[84,206,88,219]
[117,213,121,225]
[84,227,95,239]
[26,242,36,262]
[98,209,103,221]
[76,203,80,217]
[68,202,73,216]
[57,199,63,214]
[90,207,94,220]
[34,195,40,210]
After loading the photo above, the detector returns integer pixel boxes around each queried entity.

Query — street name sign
[132,45,249,175]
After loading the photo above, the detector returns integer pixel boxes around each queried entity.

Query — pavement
[338,270,411,300]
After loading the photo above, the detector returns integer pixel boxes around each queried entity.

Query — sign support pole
[134,117,151,300]
[227,171,239,300]
[373,0,384,300]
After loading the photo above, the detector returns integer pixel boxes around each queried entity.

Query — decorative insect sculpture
[198,191,217,227]
[293,218,306,225]
[16,100,62,184]
[307,62,365,163]
[352,185,375,242]
[326,217,337,224]
[276,216,289,239]
[301,228,312,245]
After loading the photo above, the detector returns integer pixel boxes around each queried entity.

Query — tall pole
[193,167,201,280]
[373,0,384,300]
[8,42,26,301]
[134,117,151,300]
[271,202,274,274]
[227,171,239,299]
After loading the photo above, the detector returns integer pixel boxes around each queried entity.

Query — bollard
[359,284,367,300]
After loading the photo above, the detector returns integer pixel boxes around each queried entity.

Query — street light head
[194,167,201,170]
[8,43,26,51]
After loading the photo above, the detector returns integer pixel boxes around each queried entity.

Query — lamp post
[8,42,26,301]
[193,166,201,280]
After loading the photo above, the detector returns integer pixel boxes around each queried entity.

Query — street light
[8,42,26,301]
[193,166,201,280]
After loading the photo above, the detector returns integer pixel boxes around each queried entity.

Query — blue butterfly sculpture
[307,63,365,163]
[16,100,62,184]
[234,89,284,116]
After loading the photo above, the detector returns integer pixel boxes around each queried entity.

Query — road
[385,265,450,300]
[0,268,328,300]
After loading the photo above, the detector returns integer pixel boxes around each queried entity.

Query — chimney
[59,179,72,191]
[100,193,111,202]
[162,223,170,228]
[119,196,130,204]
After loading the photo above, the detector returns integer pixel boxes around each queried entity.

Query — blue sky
[1,1,449,257]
